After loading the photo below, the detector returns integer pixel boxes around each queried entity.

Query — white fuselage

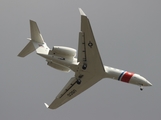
[38,53,152,88]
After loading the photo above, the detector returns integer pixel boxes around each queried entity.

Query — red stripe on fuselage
[121,72,134,83]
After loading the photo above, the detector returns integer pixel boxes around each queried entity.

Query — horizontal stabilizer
[18,41,35,57]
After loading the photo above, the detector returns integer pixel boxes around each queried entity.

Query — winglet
[44,103,49,108]
[79,8,86,16]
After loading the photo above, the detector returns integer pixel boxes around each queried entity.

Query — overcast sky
[0,0,161,120]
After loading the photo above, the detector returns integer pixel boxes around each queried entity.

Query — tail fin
[30,20,44,43]
[18,20,49,57]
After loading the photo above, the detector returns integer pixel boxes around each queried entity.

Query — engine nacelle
[49,46,76,58]
[47,61,70,72]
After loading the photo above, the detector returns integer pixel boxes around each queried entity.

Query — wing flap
[78,31,86,62]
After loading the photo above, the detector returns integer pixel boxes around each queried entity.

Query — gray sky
[1,0,161,119]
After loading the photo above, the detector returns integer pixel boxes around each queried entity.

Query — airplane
[18,8,152,109]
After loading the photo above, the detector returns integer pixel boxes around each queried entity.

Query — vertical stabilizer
[30,20,44,43]
[18,20,50,57]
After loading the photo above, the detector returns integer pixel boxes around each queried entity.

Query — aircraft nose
[145,80,152,86]
[130,74,152,86]
[139,75,152,86]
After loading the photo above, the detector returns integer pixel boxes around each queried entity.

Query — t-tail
[18,20,50,57]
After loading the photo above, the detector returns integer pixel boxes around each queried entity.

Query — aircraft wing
[77,8,105,73]
[45,74,102,109]
[45,8,105,109]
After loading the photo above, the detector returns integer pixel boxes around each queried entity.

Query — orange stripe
[121,72,134,83]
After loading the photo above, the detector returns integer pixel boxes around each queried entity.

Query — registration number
[67,89,77,97]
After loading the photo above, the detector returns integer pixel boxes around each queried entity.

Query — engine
[47,61,70,72]
[49,46,76,58]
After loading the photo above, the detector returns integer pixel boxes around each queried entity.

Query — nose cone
[130,74,152,86]
[145,80,152,86]
[139,75,152,86]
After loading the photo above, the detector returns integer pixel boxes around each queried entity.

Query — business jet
[18,8,152,109]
